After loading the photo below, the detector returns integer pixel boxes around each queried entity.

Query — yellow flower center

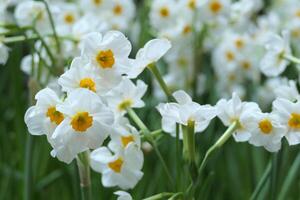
[108,157,124,173]
[70,112,93,132]
[288,113,300,129]
[159,7,170,18]
[177,57,188,67]
[121,135,135,148]
[259,119,273,134]
[46,107,64,125]
[64,13,75,24]
[235,38,244,49]
[182,25,192,35]
[93,0,102,6]
[96,49,115,69]
[209,1,222,14]
[113,4,123,15]
[188,0,196,10]
[295,10,300,17]
[241,60,251,70]
[225,51,235,61]
[118,99,133,111]
[79,78,96,92]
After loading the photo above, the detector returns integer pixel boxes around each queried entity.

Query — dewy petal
[103,31,132,58]
[24,106,45,135]
[136,38,171,64]
[173,90,192,105]
[90,147,114,173]
[114,191,132,200]
[35,88,61,107]
[81,32,103,57]
[124,143,144,170]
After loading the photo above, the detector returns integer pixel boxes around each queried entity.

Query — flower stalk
[283,54,300,65]
[148,64,175,102]
[199,120,239,174]
[76,151,92,200]
[127,108,175,190]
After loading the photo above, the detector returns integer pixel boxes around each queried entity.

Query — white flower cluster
[148,0,300,103]
[24,30,171,191]
[158,89,300,152]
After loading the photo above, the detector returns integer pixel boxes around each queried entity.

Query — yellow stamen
[241,60,251,70]
[288,113,300,129]
[46,107,64,125]
[113,4,123,15]
[96,49,115,69]
[225,51,235,61]
[188,0,196,10]
[235,38,244,49]
[159,7,170,18]
[64,13,75,24]
[295,10,300,17]
[70,112,93,132]
[108,157,123,173]
[209,1,222,14]
[121,135,135,147]
[79,78,96,92]
[118,99,133,111]
[182,25,192,35]
[93,0,102,6]
[259,119,273,134]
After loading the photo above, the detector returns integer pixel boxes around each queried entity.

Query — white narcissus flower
[274,80,300,102]
[127,38,171,78]
[81,31,131,75]
[58,57,121,95]
[273,98,300,145]
[104,78,147,116]
[14,1,50,34]
[51,89,114,164]
[149,0,178,31]
[157,90,218,138]
[114,191,132,200]
[260,31,291,77]
[199,0,231,22]
[80,0,110,13]
[52,2,80,36]
[90,143,143,190]
[248,112,286,152]
[0,42,9,65]
[24,88,64,138]
[108,117,141,153]
[216,93,261,142]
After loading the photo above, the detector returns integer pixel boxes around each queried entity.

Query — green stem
[3,35,38,44]
[24,134,34,200]
[199,121,238,174]
[127,108,174,190]
[41,0,61,53]
[76,151,92,200]
[278,153,300,200]
[24,79,40,200]
[175,123,181,191]
[250,162,271,200]
[283,54,300,64]
[186,120,198,184]
[143,192,181,200]
[270,153,279,200]
[148,64,175,102]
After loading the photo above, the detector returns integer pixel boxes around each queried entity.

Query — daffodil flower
[216,93,261,142]
[51,88,114,163]
[248,112,286,152]
[157,90,218,138]
[90,143,143,190]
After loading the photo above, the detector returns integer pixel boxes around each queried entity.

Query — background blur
[1,0,300,199]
